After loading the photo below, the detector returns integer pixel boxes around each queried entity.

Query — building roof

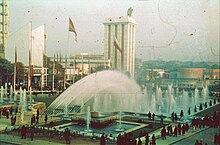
[103,16,136,25]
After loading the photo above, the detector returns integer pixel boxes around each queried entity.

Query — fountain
[167,85,176,114]
[45,71,144,115]
[14,88,17,101]
[84,106,92,132]
[19,87,23,104]
[115,110,125,132]
[5,83,7,97]
[202,86,208,103]
[194,88,199,106]
[183,90,189,112]
[0,86,3,103]
[64,102,68,117]
[23,89,27,112]
[9,85,13,103]
[151,94,156,113]
[29,87,32,103]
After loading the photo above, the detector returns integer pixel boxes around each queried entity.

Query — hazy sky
[10,0,219,62]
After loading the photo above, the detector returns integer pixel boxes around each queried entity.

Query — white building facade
[103,16,136,77]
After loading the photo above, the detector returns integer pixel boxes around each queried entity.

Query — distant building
[49,54,110,81]
[177,68,205,80]
[0,0,10,58]
[204,69,220,80]
[103,16,136,77]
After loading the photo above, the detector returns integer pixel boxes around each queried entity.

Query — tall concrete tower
[0,0,10,58]
[103,11,136,77]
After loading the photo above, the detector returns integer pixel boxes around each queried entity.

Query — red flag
[69,17,77,42]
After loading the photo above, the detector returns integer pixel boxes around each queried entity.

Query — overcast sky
[10,0,219,62]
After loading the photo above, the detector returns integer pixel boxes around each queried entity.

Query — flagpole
[52,54,55,91]
[28,21,32,91]
[13,46,17,90]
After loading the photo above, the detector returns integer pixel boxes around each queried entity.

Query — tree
[0,58,13,85]
[13,62,25,86]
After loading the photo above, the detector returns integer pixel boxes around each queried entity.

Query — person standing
[100,133,106,145]
[44,114,48,124]
[152,134,156,145]
[138,137,142,145]
[145,133,149,145]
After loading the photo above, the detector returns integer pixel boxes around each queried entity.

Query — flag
[114,37,122,53]
[69,17,77,42]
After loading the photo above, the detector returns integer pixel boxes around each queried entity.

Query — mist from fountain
[202,86,208,103]
[155,86,163,108]
[23,89,27,111]
[45,71,144,115]
[84,106,92,132]
[64,102,68,116]
[9,85,13,103]
[167,85,176,114]
[183,90,189,112]
[5,83,7,97]
[194,88,199,105]
[0,86,3,102]
[176,87,179,97]
[151,94,156,113]
[14,88,17,101]
[19,87,23,104]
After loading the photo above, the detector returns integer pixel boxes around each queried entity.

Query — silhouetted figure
[160,114,163,124]
[161,127,166,140]
[117,134,121,145]
[36,115,39,124]
[44,114,48,124]
[151,134,156,145]
[174,113,178,121]
[199,140,203,145]
[138,137,142,145]
[173,126,178,137]
[152,113,155,121]
[195,140,199,145]
[178,123,181,135]
[10,115,14,126]
[30,128,34,141]
[13,116,16,126]
[145,133,149,145]
[148,112,151,120]
[64,128,71,144]
[180,110,184,118]
[171,112,175,122]
[15,107,18,115]
[36,109,39,117]
[9,107,13,115]
[21,125,26,139]
[100,133,106,145]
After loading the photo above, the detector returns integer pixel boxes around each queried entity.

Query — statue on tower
[127,7,133,17]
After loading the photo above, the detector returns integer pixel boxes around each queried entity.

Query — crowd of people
[0,107,18,119]
[191,111,220,129]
